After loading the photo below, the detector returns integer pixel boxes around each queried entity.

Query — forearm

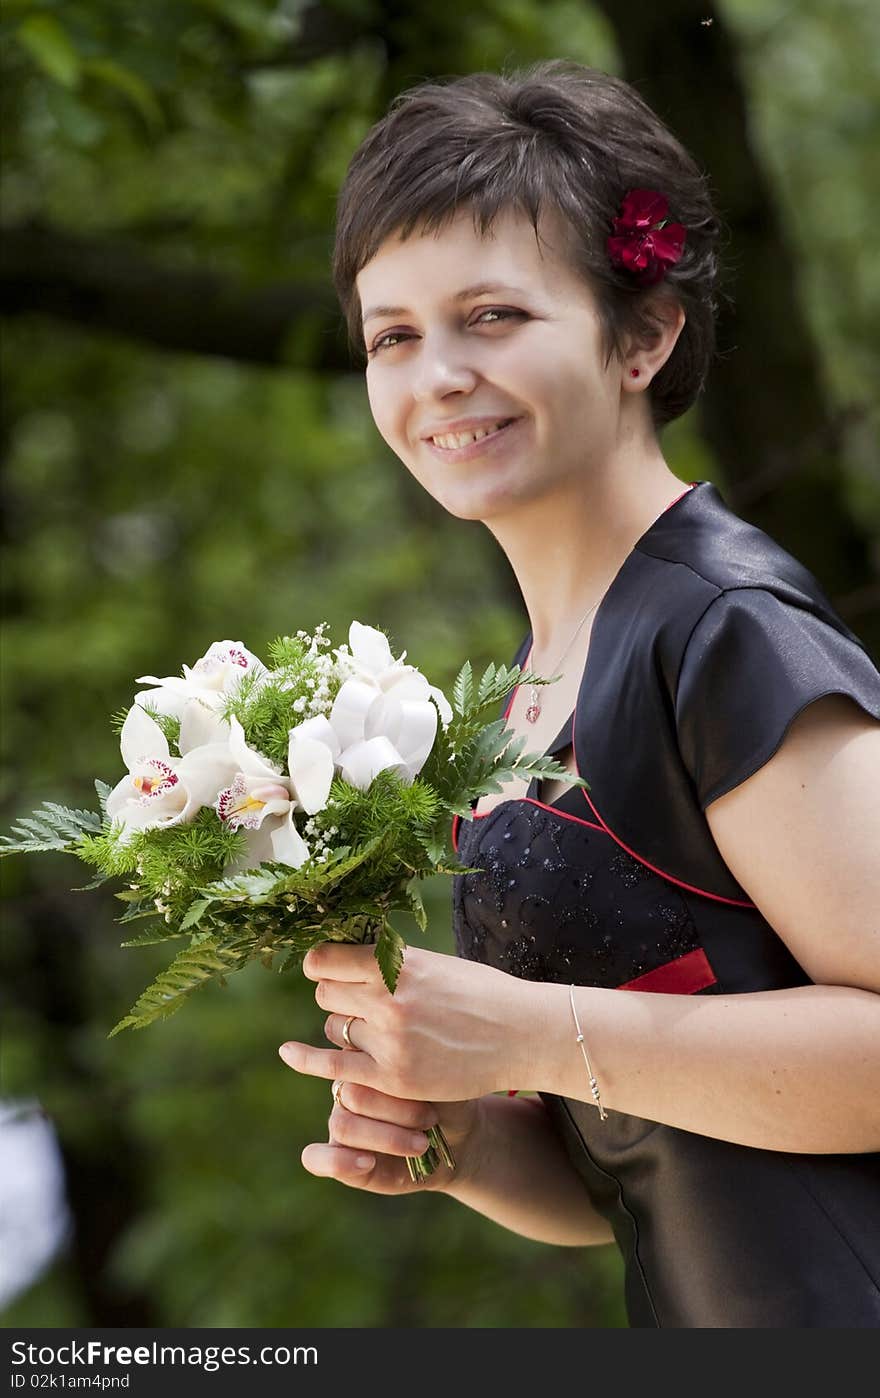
[441,1091,614,1247]
[518,982,880,1154]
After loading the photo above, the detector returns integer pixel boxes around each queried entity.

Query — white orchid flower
[135,640,268,719]
[215,717,312,874]
[320,622,452,789]
[337,621,453,729]
[106,706,237,844]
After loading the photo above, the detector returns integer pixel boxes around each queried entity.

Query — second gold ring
[341,1014,358,1049]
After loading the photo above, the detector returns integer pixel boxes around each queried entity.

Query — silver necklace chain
[524,595,602,724]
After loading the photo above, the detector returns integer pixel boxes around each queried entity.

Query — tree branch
[1,220,352,371]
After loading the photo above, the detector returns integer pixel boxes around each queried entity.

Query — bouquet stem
[406,1123,456,1183]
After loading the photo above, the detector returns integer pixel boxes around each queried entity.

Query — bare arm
[524,980,880,1154]
[442,1092,614,1247]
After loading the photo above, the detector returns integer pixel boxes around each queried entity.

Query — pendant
[525,697,541,724]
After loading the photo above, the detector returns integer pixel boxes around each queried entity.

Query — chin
[437,476,532,524]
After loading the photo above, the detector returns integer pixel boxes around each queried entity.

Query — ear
[623,294,686,387]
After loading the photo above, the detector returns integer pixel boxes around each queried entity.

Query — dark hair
[332,60,725,430]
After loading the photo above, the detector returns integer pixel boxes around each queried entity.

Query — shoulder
[635,480,846,608]
[703,690,880,990]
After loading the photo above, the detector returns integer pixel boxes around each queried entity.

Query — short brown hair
[332,60,725,430]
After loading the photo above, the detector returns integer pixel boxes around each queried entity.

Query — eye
[366,308,525,356]
[473,308,523,326]
[367,330,413,356]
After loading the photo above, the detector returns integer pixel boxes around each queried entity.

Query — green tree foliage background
[1,0,877,1327]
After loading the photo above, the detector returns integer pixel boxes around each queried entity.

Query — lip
[423,417,523,462]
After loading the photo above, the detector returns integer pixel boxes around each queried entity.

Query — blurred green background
[1,0,878,1329]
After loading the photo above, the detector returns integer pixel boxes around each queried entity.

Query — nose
[410,335,479,402]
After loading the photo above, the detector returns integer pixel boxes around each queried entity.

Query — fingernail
[278,1044,299,1067]
[354,1154,375,1171]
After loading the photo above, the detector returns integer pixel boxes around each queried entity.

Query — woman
[277,62,880,1327]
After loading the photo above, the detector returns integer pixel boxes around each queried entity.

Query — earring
[630,368,641,378]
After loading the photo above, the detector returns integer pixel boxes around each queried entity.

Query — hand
[278,942,531,1103]
[301,1080,480,1195]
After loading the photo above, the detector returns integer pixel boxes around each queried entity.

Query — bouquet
[1,621,584,1180]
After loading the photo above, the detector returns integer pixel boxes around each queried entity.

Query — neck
[484,451,687,658]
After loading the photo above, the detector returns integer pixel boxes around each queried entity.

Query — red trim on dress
[578,779,755,909]
[618,947,717,994]
[451,798,604,852]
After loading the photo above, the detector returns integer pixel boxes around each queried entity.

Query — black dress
[450,480,880,1328]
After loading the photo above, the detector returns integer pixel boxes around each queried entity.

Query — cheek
[366,374,411,453]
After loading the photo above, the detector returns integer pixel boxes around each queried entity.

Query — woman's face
[356,204,628,522]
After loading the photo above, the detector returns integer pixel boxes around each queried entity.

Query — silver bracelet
[568,984,608,1121]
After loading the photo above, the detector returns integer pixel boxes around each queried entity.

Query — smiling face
[357,204,632,523]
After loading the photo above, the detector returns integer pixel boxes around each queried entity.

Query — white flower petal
[227,714,285,780]
[134,685,187,719]
[329,678,380,751]
[339,737,411,791]
[120,706,170,771]
[348,621,394,676]
[176,742,239,806]
[377,665,427,698]
[365,694,437,774]
[221,808,307,876]
[106,774,135,820]
[268,809,310,868]
[109,783,190,843]
[289,714,341,761]
[178,700,231,754]
[428,684,453,728]
[288,733,334,814]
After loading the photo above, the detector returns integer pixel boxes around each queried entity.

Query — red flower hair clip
[607,189,687,287]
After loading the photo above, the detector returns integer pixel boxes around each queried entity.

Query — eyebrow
[361,283,530,326]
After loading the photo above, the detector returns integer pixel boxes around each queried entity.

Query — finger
[331,1080,439,1132]
[278,1039,375,1087]
[302,943,381,984]
[300,1143,414,1194]
[313,979,372,1018]
[324,1012,373,1054]
[302,1141,377,1181]
[328,1102,430,1159]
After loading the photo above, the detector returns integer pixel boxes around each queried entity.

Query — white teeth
[431,420,510,449]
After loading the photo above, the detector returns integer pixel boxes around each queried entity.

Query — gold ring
[332,1080,345,1109]
[341,1014,358,1049]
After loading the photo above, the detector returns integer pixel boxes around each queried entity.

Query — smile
[425,417,521,459]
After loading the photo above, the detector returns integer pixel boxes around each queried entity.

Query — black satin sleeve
[675,588,880,810]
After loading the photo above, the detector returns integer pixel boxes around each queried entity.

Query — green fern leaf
[94,779,113,816]
[403,878,428,933]
[180,897,213,931]
[108,935,248,1035]
[374,919,406,994]
[476,660,499,705]
[452,660,474,715]
[120,928,192,948]
[0,801,104,856]
[197,866,290,903]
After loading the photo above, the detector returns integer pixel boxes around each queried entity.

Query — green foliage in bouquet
[1,655,584,1036]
